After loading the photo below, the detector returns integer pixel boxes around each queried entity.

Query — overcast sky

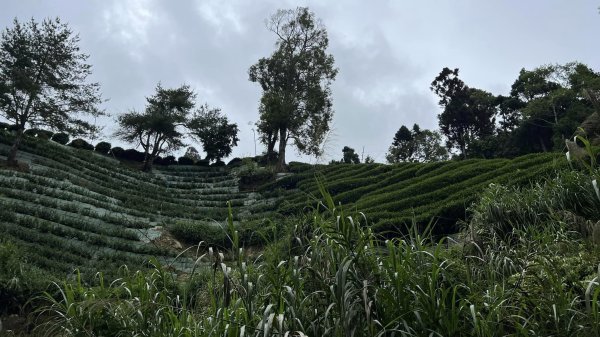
[2,1,599,163]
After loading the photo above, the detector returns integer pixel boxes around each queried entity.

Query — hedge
[51,132,69,145]
[94,141,112,155]
[68,138,94,151]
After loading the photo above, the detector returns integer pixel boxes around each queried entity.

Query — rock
[565,139,588,161]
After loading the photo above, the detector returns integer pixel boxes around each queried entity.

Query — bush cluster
[51,132,70,145]
[68,138,95,151]
[94,141,112,155]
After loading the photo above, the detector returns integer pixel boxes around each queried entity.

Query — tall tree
[341,146,360,164]
[0,18,103,166]
[387,124,447,163]
[510,63,600,152]
[431,68,496,158]
[116,84,195,171]
[255,92,280,163]
[249,7,338,171]
[387,125,415,162]
[188,104,239,163]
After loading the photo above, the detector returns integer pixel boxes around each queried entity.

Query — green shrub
[94,141,112,155]
[177,156,194,165]
[23,128,37,137]
[68,138,94,151]
[288,161,312,173]
[51,132,70,145]
[195,158,210,166]
[227,157,243,167]
[239,168,274,189]
[169,220,228,247]
[110,146,125,158]
[469,169,600,243]
[36,129,54,140]
[122,148,145,162]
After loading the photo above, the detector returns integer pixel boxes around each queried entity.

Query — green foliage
[34,187,600,336]
[121,148,145,162]
[116,83,196,171]
[0,17,103,165]
[51,132,69,145]
[109,146,124,158]
[177,156,194,165]
[387,123,448,163]
[431,68,496,158]
[187,104,239,163]
[227,157,243,167]
[94,141,111,155]
[470,170,600,243]
[239,166,274,190]
[36,129,54,140]
[275,153,565,233]
[68,138,94,151]
[341,145,360,164]
[249,7,338,170]
[169,220,229,247]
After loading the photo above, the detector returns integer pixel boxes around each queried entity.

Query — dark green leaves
[187,105,239,163]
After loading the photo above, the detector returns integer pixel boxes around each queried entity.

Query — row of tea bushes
[269,153,565,234]
[0,132,277,281]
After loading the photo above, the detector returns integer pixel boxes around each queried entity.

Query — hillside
[0,132,568,280]
[0,133,276,280]
[265,153,567,234]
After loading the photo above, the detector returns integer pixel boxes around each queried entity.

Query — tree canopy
[116,84,195,171]
[386,124,448,163]
[341,146,360,164]
[431,68,495,158]
[187,104,239,163]
[0,17,103,165]
[249,7,338,171]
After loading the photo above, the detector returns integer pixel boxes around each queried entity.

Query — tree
[387,125,415,162]
[183,146,202,162]
[509,63,600,153]
[431,68,496,158]
[188,104,239,163]
[255,93,280,162]
[249,7,338,171]
[386,124,448,163]
[116,84,195,171]
[341,146,360,164]
[0,18,103,166]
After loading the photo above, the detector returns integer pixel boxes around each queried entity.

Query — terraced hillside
[264,153,567,234]
[0,133,276,280]
[0,130,569,281]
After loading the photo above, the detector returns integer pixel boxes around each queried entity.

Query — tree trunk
[266,130,278,164]
[142,157,153,172]
[276,128,287,172]
[539,135,548,152]
[7,128,24,166]
[460,142,467,159]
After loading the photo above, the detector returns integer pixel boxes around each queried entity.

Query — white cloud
[102,0,160,59]
[194,0,244,35]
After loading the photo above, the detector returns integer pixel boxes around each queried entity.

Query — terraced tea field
[265,153,567,234]
[0,134,276,279]
[0,131,568,281]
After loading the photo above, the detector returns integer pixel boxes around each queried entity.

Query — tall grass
[30,174,600,337]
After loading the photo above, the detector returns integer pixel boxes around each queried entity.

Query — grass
[2,130,600,336]
[269,153,565,235]
[24,171,600,336]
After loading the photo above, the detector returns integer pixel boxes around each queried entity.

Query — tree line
[1,10,598,171]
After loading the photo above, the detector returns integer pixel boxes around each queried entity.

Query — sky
[1,1,599,163]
